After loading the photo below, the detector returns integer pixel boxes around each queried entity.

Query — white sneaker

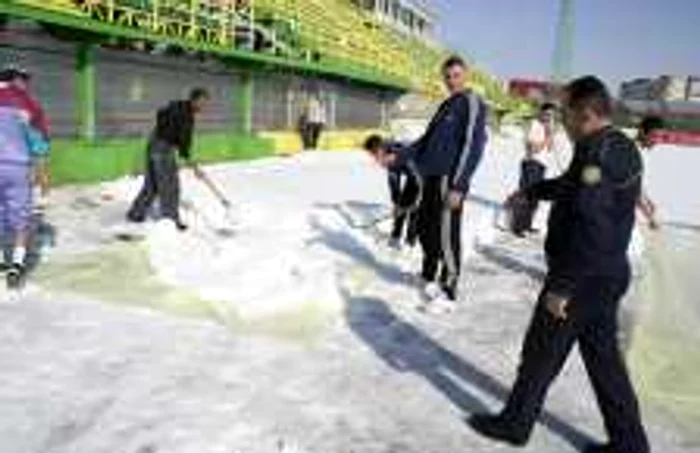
[426,293,458,314]
[423,281,443,300]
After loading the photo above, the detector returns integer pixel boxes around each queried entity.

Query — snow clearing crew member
[363,134,421,249]
[380,55,487,312]
[127,87,210,231]
[469,76,650,453]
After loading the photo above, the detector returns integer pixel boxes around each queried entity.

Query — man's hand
[648,217,660,230]
[376,150,397,168]
[505,190,526,208]
[447,190,464,210]
[544,292,569,321]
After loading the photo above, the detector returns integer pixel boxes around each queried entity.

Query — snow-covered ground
[0,133,698,453]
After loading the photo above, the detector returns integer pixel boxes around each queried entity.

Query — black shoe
[126,213,146,223]
[176,221,188,232]
[467,413,529,447]
[583,443,617,453]
[6,264,24,289]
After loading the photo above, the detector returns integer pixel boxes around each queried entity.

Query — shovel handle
[195,167,231,208]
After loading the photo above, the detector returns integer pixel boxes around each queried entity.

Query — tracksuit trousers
[418,176,462,301]
[391,175,420,246]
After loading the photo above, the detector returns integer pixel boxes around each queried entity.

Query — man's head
[189,87,210,113]
[0,66,31,90]
[363,134,385,156]
[442,55,468,95]
[560,76,613,141]
[637,115,664,149]
[539,102,557,124]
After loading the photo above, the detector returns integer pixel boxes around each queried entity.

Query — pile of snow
[89,132,695,321]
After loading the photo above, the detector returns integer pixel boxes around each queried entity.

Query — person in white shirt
[303,94,326,150]
[635,116,663,229]
[511,103,556,236]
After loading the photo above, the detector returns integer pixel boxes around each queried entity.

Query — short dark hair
[563,76,613,117]
[540,102,557,113]
[0,66,30,83]
[363,134,384,153]
[189,87,210,101]
[639,115,664,135]
[442,55,467,72]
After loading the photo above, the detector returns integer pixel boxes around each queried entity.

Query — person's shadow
[343,293,595,451]
[476,243,546,281]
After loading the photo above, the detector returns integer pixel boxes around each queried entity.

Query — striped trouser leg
[439,177,463,300]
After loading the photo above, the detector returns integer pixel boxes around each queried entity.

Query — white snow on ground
[0,133,698,453]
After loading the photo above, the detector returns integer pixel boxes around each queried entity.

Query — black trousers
[417,176,462,300]
[391,175,420,246]
[501,270,649,453]
[512,159,546,234]
[302,122,323,150]
[127,140,181,223]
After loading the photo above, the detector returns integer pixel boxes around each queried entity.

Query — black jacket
[525,126,642,296]
[153,100,195,160]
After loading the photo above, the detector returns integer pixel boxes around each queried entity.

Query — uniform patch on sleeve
[581,165,602,186]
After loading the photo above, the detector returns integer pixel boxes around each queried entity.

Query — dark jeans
[391,175,420,246]
[512,159,546,234]
[501,269,649,453]
[127,139,181,223]
[417,176,463,300]
[302,122,323,150]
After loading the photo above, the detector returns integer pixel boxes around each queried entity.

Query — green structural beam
[76,42,96,141]
[236,72,254,135]
[0,2,410,92]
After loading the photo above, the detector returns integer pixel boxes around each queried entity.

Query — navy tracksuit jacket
[394,90,488,299]
[397,90,487,194]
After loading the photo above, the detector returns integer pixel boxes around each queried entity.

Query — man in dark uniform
[127,88,210,230]
[468,76,650,453]
[382,55,487,312]
[363,134,421,249]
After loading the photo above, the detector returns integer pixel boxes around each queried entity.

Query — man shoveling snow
[127,87,212,231]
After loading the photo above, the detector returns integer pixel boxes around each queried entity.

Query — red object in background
[508,79,551,102]
[651,130,700,146]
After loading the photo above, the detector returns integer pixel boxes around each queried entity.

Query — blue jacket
[396,90,487,194]
[526,126,642,297]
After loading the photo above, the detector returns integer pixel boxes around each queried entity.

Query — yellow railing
[12,0,509,100]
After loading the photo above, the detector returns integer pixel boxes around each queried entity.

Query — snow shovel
[192,166,237,238]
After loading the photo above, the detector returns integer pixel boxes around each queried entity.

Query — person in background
[127,88,210,231]
[0,66,51,288]
[635,115,663,229]
[469,76,650,453]
[363,134,421,249]
[379,55,487,313]
[511,102,557,236]
[305,93,326,150]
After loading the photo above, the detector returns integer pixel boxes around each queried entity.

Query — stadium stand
[5,0,513,102]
